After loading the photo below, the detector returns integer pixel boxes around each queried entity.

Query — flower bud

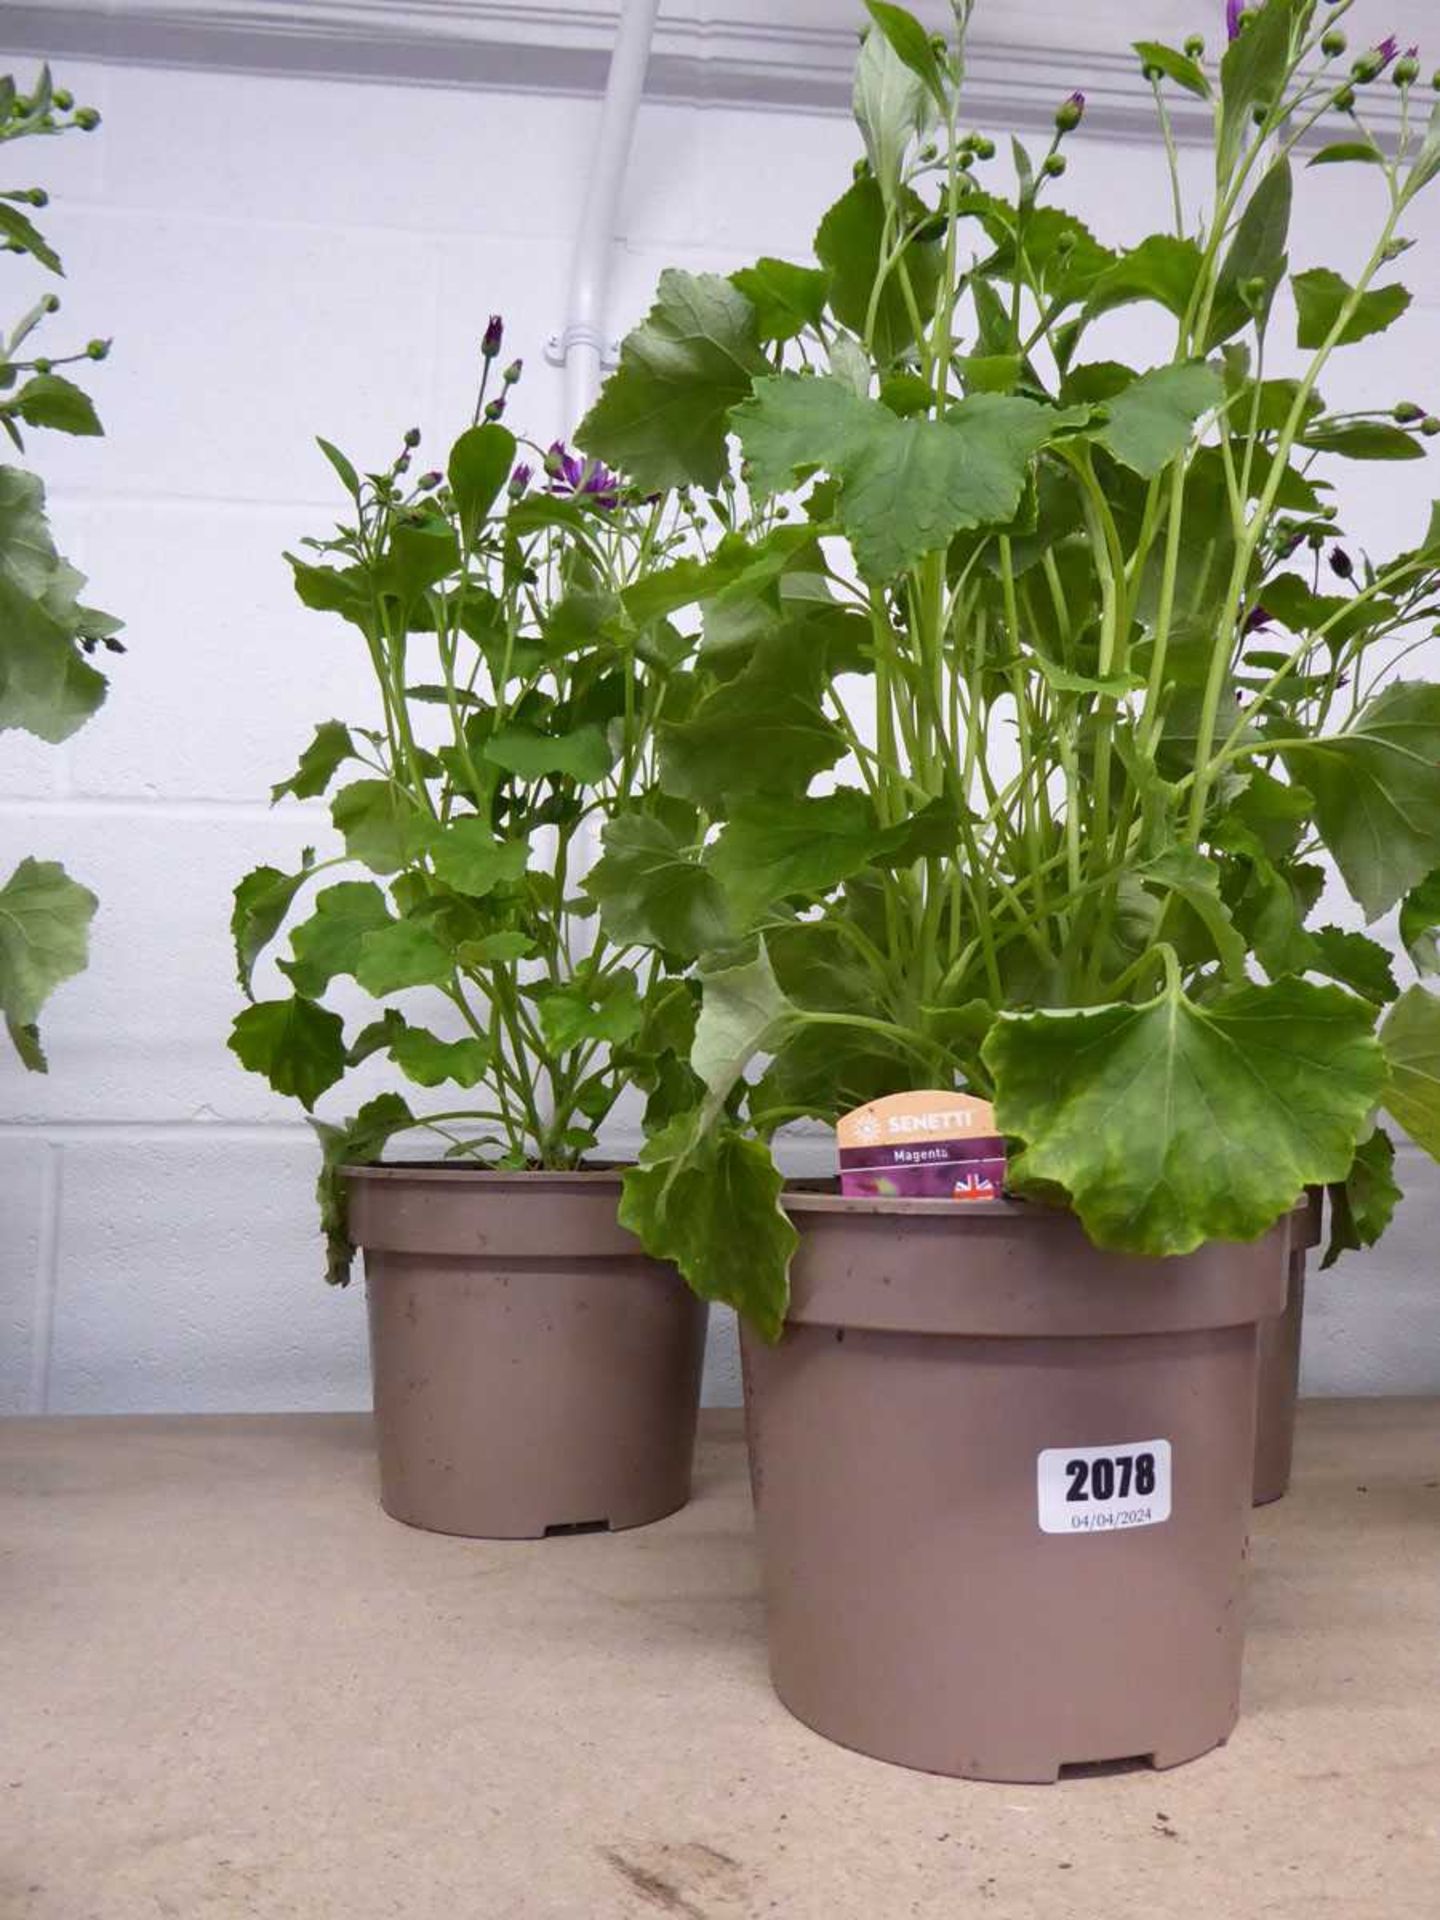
[1395,50,1421,87]
[395,452,410,474]
[403,426,421,448]
[1334,84,1357,110]
[41,292,59,313]
[1055,91,1085,134]
[1394,401,1424,423]
[1252,100,1271,124]
[1042,153,1067,178]
[1184,35,1204,59]
[502,357,523,386]
[33,357,51,373]
[85,338,108,360]
[74,107,100,129]
[1321,503,1339,520]
[1330,547,1354,580]
[508,462,533,498]
[418,470,443,490]
[484,397,506,422]
[852,157,871,181]
[973,135,996,160]
[481,314,504,359]
[52,88,73,110]
[1321,30,1346,57]
[919,141,938,162]
[24,188,48,207]
[1424,417,1440,437]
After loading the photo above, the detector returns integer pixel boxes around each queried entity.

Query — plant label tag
[837,1089,1005,1200]
[1036,1440,1172,1534]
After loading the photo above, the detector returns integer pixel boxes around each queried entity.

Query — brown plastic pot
[741,1194,1295,1784]
[347,1167,708,1539]
[1253,1189,1323,1507]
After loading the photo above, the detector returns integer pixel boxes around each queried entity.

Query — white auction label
[1036,1439,1172,1534]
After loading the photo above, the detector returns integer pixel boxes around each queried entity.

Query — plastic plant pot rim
[345,1163,631,1186]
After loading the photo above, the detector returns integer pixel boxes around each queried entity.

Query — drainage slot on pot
[1058,1754,1156,1780]
[543,1518,611,1537]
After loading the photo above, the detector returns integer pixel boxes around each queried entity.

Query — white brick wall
[4,8,1440,1414]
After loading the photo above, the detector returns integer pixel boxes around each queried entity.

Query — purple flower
[1378,35,1400,68]
[508,462,533,499]
[482,314,504,359]
[1226,0,1247,43]
[1055,90,1085,132]
[1243,603,1272,634]
[545,440,620,510]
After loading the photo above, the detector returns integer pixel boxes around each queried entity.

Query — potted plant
[1,70,118,1069]
[229,334,717,1539]
[574,0,1440,1777]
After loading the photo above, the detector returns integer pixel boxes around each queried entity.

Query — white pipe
[557,0,661,433]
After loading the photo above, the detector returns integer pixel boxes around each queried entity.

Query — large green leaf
[1399,869,1440,974]
[284,881,394,995]
[271,721,354,802]
[853,9,933,196]
[1095,362,1223,477]
[691,941,797,1111]
[584,814,733,958]
[1133,39,1209,99]
[1206,158,1292,349]
[1084,235,1204,326]
[1292,269,1412,350]
[575,269,768,491]
[728,258,829,344]
[330,780,435,874]
[229,996,347,1109]
[708,790,956,922]
[535,972,644,1052]
[1282,682,1440,920]
[619,1114,796,1339]
[482,722,613,784]
[1300,420,1424,462]
[1305,926,1398,1006]
[1323,1127,1400,1269]
[1219,0,1294,167]
[0,570,108,740]
[447,423,515,550]
[985,975,1385,1256]
[389,1025,491,1089]
[313,1093,416,1284]
[1379,985,1440,1159]
[354,920,455,995]
[0,857,97,1061]
[734,374,1070,580]
[429,818,529,895]
[231,854,316,996]
[814,177,940,366]
[864,1,948,109]
[9,373,103,438]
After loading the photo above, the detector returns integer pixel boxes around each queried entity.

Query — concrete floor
[1,1402,1437,1919]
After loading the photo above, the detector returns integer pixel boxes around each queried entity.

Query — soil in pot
[348,1167,708,1539]
[741,1193,1294,1784]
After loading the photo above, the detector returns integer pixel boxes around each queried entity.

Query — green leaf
[535,973,644,1053]
[1299,420,1424,462]
[733,374,1071,580]
[1134,39,1209,98]
[853,9,933,196]
[659,622,845,805]
[1323,1127,1400,1269]
[814,177,940,365]
[389,1026,491,1089]
[0,857,96,1046]
[456,930,535,966]
[1219,0,1294,165]
[354,920,454,996]
[271,720,354,802]
[619,1116,796,1340]
[285,881,394,995]
[1207,158,1292,349]
[9,374,103,438]
[288,556,369,626]
[728,257,829,344]
[482,722,613,784]
[1141,848,1248,981]
[315,437,361,499]
[312,1093,415,1285]
[0,469,108,743]
[1306,926,1398,1006]
[448,423,515,550]
[7,1015,46,1072]
[576,268,768,491]
[1085,235,1204,325]
[1399,869,1440,974]
[0,202,62,274]
[707,789,955,922]
[330,780,434,875]
[864,2,948,109]
[1034,659,1146,699]
[429,818,529,895]
[1293,268,1412,350]
[229,996,347,1110]
[1281,683,1440,920]
[585,814,733,959]
[1308,141,1385,168]
[692,940,797,1110]
[985,974,1385,1256]
[1095,361,1223,477]
[1380,985,1440,1160]
[232,854,316,996]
